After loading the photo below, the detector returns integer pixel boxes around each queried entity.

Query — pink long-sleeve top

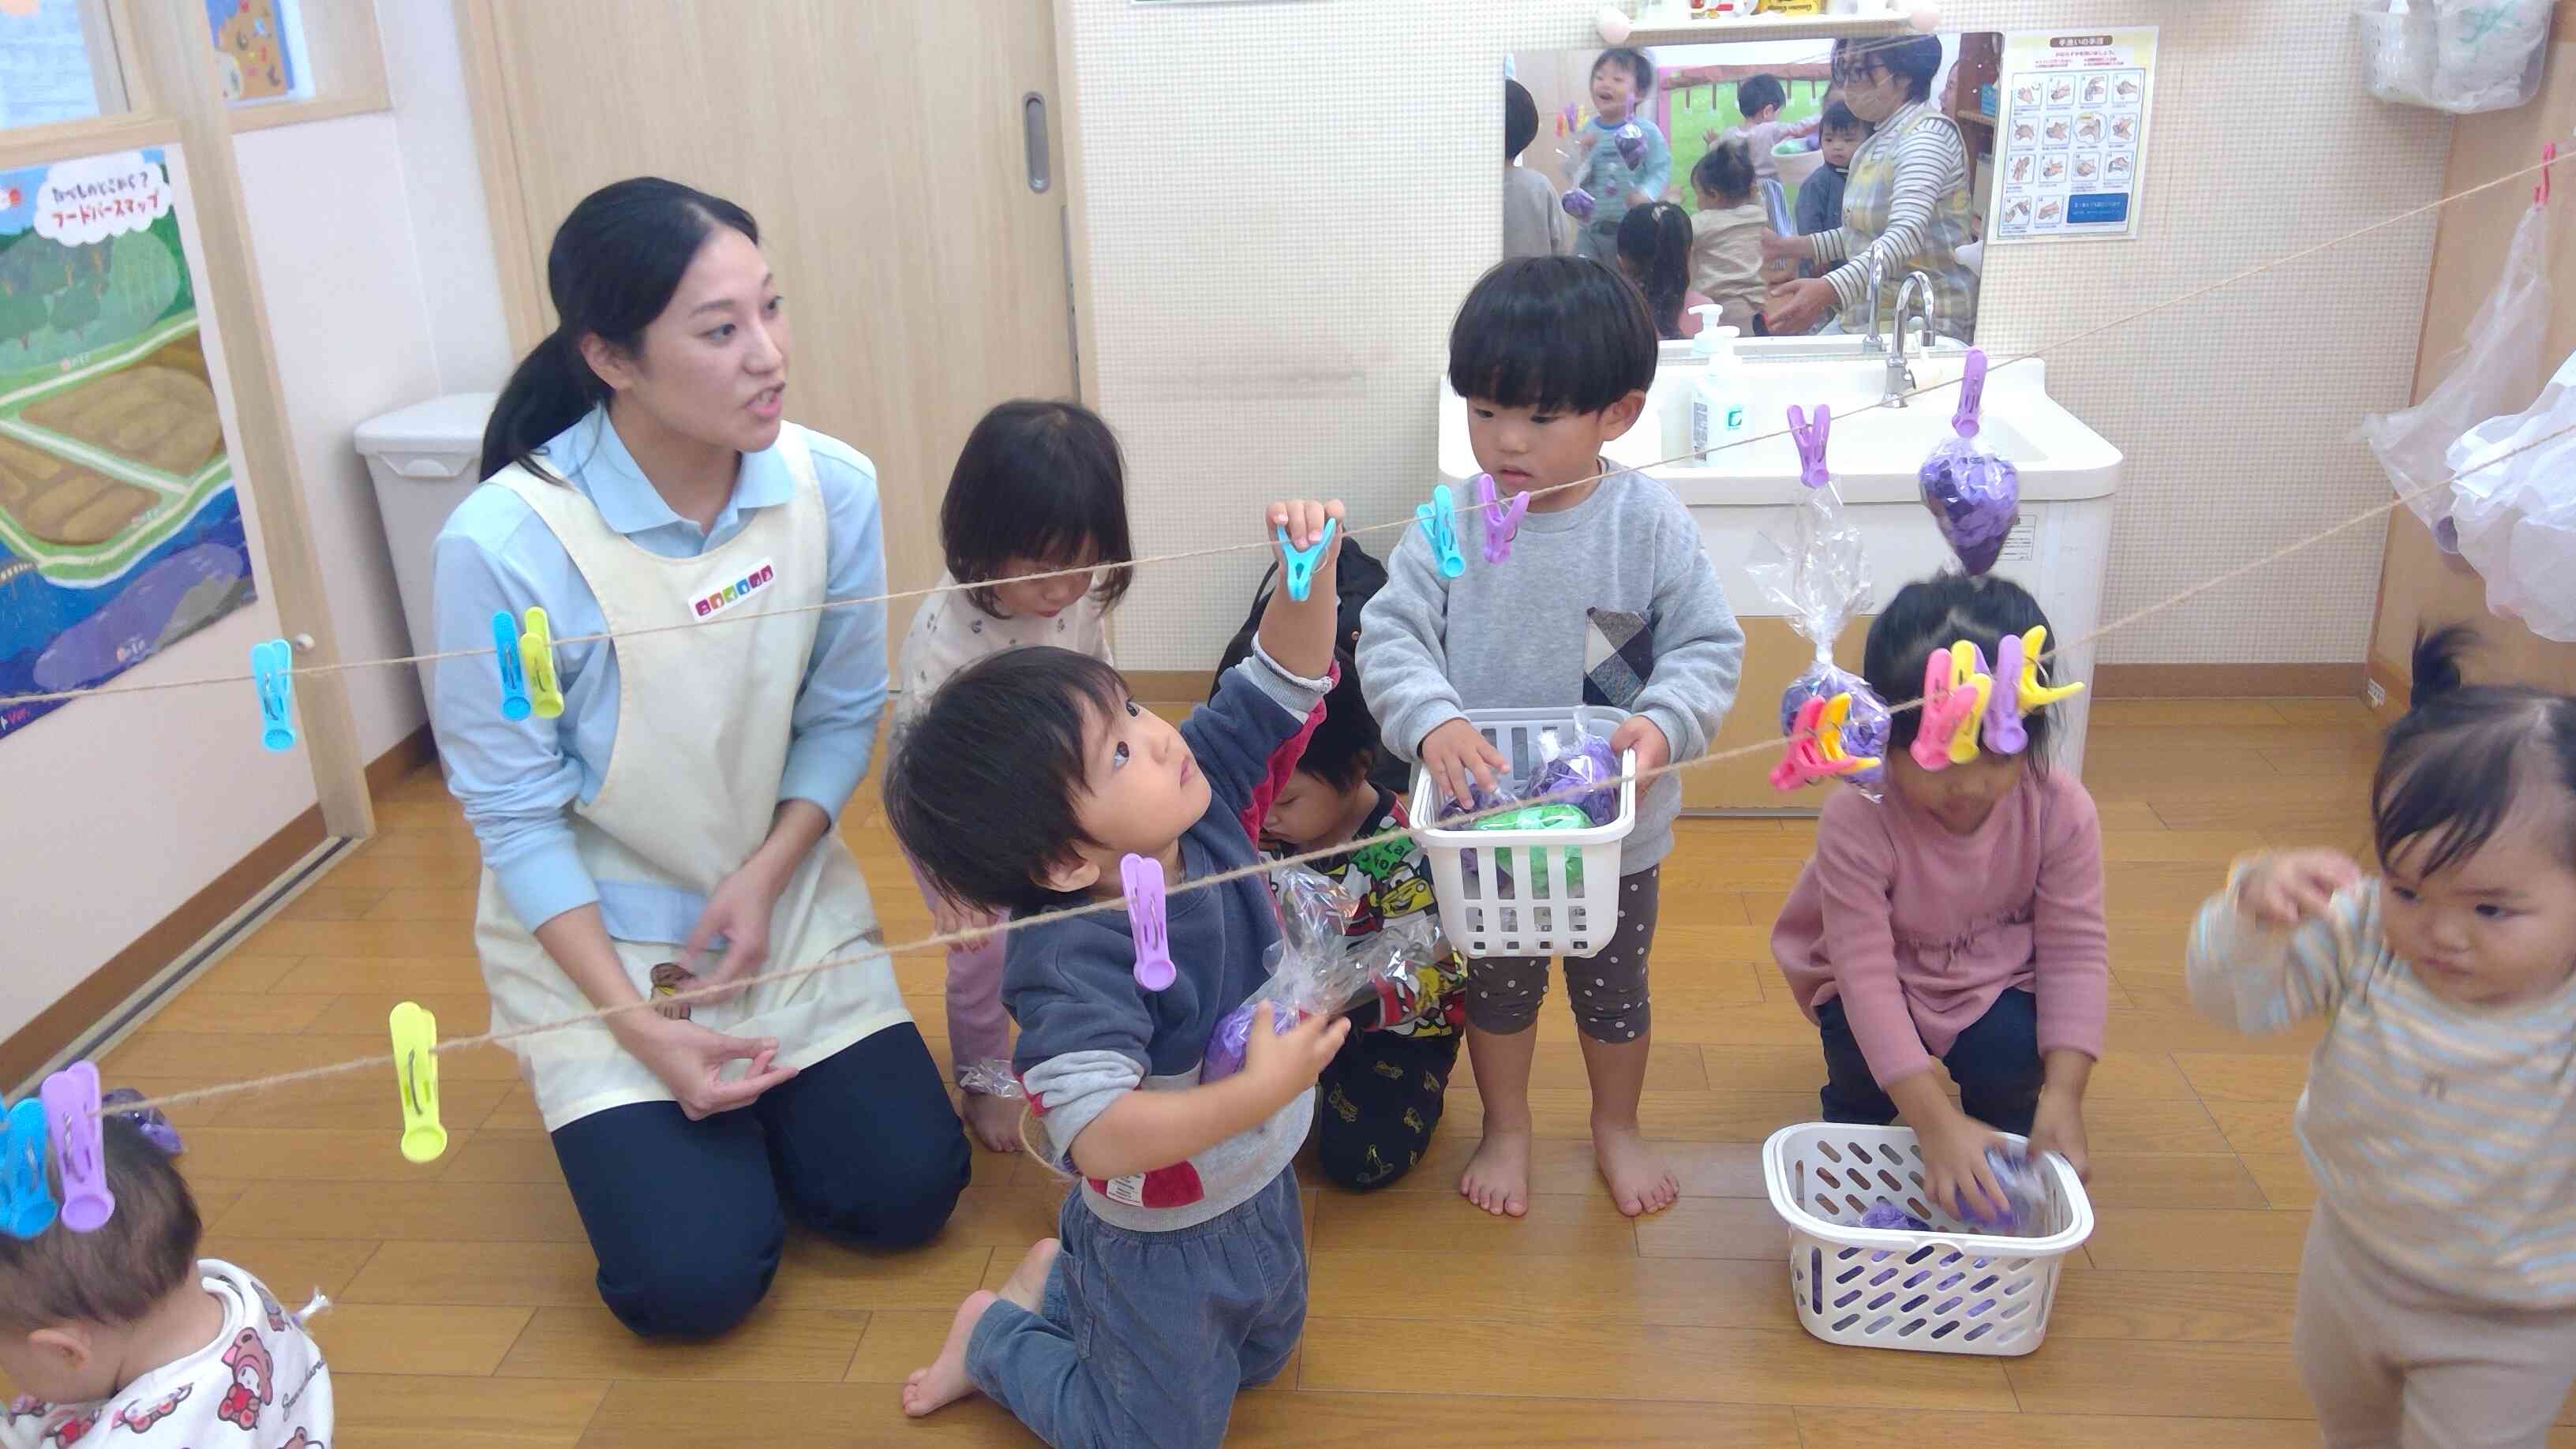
[1771,768,2111,1086]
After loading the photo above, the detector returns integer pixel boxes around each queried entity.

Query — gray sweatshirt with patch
[1357,469,1744,871]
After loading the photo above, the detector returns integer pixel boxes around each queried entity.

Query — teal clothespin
[492,612,530,721]
[1275,517,1336,602]
[1415,485,1466,578]
[0,1097,55,1240]
[249,638,297,752]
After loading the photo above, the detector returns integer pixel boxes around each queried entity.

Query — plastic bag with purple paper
[2442,343,2576,642]
[1957,1147,2050,1237]
[1201,910,1446,1081]
[2357,200,2550,552]
[1197,867,1358,1084]
[1530,713,1620,826]
[1747,404,1889,798]
[957,1060,1023,1100]
[1918,348,2021,575]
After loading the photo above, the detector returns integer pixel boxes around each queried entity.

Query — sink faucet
[1884,271,1934,406]
[1858,253,1886,354]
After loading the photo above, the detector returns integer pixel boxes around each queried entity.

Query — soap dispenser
[1690,313,1748,462]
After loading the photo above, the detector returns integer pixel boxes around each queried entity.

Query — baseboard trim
[2091,662,2366,699]
[0,724,435,1090]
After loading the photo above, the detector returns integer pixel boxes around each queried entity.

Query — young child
[1711,73,1820,188]
[886,500,1351,1447]
[1615,202,1712,341]
[1794,99,1868,244]
[1771,574,2107,1220]
[1503,80,1564,260]
[1567,47,1670,263]
[1361,256,1744,1219]
[1218,638,1471,1191]
[2186,627,2576,1447]
[1687,140,1766,333]
[895,399,1134,1153]
[1,1118,331,1448]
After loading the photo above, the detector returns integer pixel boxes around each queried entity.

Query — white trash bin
[354,393,495,712]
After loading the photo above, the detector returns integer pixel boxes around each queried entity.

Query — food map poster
[0,149,253,744]
[1989,28,2157,244]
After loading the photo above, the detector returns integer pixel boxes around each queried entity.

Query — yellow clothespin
[1814,692,1881,775]
[388,1002,447,1165]
[2014,626,2086,713]
[1945,642,1994,766]
[519,608,564,719]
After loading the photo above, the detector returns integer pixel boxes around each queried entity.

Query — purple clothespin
[1121,854,1176,992]
[1953,347,1988,440]
[1983,631,2028,754]
[1476,473,1528,564]
[40,1061,113,1233]
[1787,404,1832,488]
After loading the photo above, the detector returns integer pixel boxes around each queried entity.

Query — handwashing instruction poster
[1990,28,2157,244]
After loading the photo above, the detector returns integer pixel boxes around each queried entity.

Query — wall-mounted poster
[1989,28,2157,244]
[0,148,253,743]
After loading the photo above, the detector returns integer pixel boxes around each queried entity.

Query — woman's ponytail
[479,329,603,482]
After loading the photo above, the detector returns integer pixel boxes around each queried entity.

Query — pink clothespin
[2538,141,2556,208]
[1983,632,2028,754]
[1771,694,1876,792]
[1786,404,1832,488]
[1912,646,1987,773]
[39,1061,113,1233]
[1121,854,1176,992]
[1477,473,1528,564]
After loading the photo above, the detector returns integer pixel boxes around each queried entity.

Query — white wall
[1063,0,2450,671]
[1,0,510,1047]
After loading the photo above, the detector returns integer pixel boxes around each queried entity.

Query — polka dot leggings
[1462,866,1661,1041]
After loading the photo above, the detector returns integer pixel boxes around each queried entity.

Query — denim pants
[1815,987,2044,1135]
[966,1167,1305,1448]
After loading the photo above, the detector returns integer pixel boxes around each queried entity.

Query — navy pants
[1815,987,2043,1136]
[550,1021,971,1339]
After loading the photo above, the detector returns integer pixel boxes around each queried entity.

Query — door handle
[1024,92,1051,193]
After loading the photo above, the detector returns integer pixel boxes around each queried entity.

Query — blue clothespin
[1415,485,1466,578]
[249,638,297,752]
[492,612,530,721]
[0,1097,55,1240]
[1275,517,1336,603]
[1477,473,1528,564]
[1786,404,1832,489]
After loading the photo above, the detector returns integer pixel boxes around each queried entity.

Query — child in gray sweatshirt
[1361,256,1744,1221]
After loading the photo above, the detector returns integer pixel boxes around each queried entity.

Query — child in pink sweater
[1772,574,2109,1220]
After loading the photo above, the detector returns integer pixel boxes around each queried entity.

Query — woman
[430,178,969,1340]
[1760,35,1978,342]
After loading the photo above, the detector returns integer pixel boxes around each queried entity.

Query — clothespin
[0,1097,54,1240]
[39,1062,111,1232]
[1944,642,1994,766]
[1911,644,1989,772]
[1814,691,1881,777]
[1769,692,1880,792]
[1983,631,2029,755]
[249,638,297,752]
[1121,855,1176,991]
[492,612,531,721]
[2012,625,2086,713]
[2537,140,2555,208]
[519,608,564,719]
[1787,404,1832,487]
[1415,484,1466,578]
[1477,473,1529,564]
[388,1002,447,1164]
[1953,348,1989,440]
[1275,517,1337,603]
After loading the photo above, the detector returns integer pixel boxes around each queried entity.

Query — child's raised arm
[2186,851,2371,1033]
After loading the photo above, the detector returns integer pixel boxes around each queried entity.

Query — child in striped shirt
[2186,627,2576,1448]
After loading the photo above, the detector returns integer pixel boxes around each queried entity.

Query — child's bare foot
[1459,1128,1533,1217]
[901,1289,994,1419]
[996,1237,1058,1312]
[963,1092,1023,1154]
[1595,1122,1679,1217]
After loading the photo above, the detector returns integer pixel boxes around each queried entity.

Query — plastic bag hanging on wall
[2443,345,2576,642]
[2355,198,2550,552]
[2353,0,2552,114]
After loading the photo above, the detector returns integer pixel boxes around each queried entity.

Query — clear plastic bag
[1750,404,1889,796]
[2355,0,2550,114]
[1919,350,2020,576]
[2443,344,2576,641]
[957,1059,1022,1099]
[1530,714,1621,826]
[2358,200,2551,550]
[1201,897,1445,1083]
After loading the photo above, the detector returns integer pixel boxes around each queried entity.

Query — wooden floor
[25,698,2576,1446]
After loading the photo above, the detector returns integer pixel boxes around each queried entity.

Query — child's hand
[1421,717,1510,812]
[1267,498,1344,555]
[1918,1106,2013,1223]
[1238,1002,1348,1103]
[1759,227,1804,260]
[2026,1088,2089,1181]
[1606,716,1670,779]
[2238,850,2361,927]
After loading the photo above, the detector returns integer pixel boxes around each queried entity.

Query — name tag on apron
[692,558,778,619]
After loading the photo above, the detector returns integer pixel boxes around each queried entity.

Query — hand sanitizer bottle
[1690,313,1748,462]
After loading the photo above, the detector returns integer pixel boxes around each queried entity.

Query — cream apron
[474,425,908,1132]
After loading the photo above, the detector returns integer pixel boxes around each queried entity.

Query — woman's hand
[680,852,796,1005]
[1917,1105,2012,1222]
[2026,1088,2090,1181]
[612,1011,799,1121]
[1763,277,1837,335]
[1759,227,1807,261]
[2237,850,2362,927]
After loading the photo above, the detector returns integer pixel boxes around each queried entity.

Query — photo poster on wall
[1988,28,2157,245]
[0,148,253,745]
[204,0,301,104]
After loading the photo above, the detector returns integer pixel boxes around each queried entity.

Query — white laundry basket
[1407,707,1636,960]
[1762,1122,2094,1357]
